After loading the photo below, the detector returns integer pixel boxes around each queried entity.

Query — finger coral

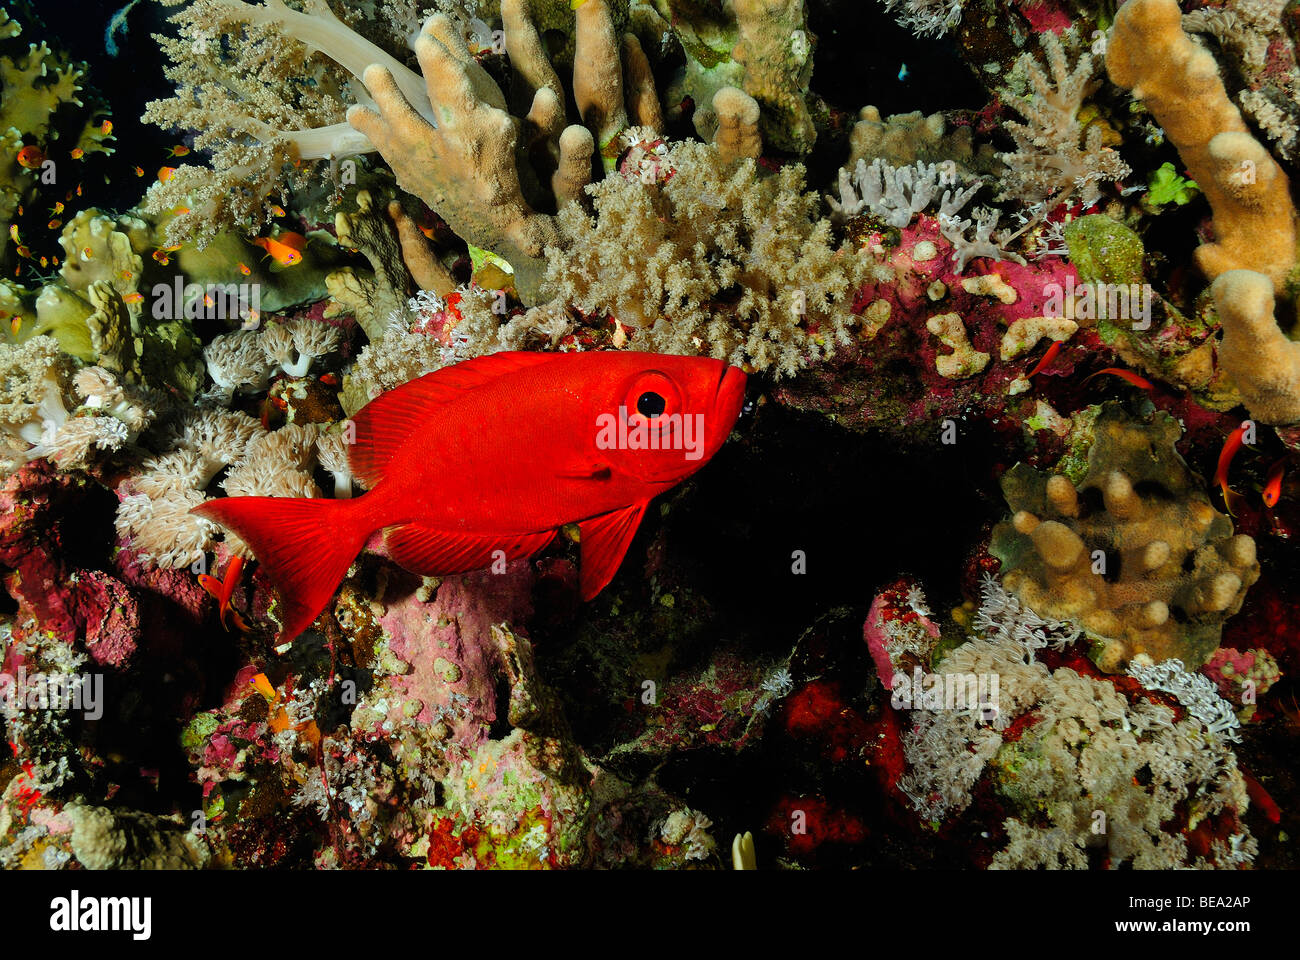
[1213,269,1300,425]
[991,403,1260,673]
[1107,0,1297,291]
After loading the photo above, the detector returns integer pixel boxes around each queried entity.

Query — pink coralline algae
[864,578,943,689]
[1202,648,1282,720]
[377,563,537,739]
[0,461,139,665]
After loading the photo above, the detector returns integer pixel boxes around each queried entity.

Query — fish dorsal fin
[578,501,650,601]
[348,351,561,487]
[384,522,556,576]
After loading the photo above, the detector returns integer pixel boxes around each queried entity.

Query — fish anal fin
[348,352,562,488]
[578,501,650,601]
[384,523,556,576]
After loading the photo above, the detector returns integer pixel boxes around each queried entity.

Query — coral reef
[898,574,1256,869]
[991,404,1259,672]
[1107,0,1297,291]
[547,138,872,374]
[5,0,1300,880]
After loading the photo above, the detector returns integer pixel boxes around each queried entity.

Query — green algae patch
[1064,215,1145,286]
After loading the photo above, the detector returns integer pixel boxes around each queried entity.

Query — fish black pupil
[636,391,666,418]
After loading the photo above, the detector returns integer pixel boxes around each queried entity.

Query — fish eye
[636,391,666,418]
[621,370,683,429]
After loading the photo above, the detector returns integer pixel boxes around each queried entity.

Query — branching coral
[1107,0,1297,292]
[142,0,367,246]
[828,158,1024,272]
[0,6,115,225]
[877,0,963,38]
[546,139,873,375]
[325,189,414,340]
[999,31,1129,209]
[346,1,661,303]
[990,403,1259,673]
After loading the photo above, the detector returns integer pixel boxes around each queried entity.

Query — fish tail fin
[193,495,373,644]
[1220,483,1246,518]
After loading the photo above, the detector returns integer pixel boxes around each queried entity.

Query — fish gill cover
[0,0,1296,878]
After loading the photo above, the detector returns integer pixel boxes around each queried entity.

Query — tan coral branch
[1213,269,1300,424]
[1106,0,1297,291]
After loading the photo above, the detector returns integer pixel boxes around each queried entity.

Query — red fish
[15,145,44,169]
[1082,367,1153,390]
[1263,457,1287,509]
[1026,340,1062,379]
[197,556,249,631]
[1214,423,1251,517]
[193,352,746,643]
[1243,770,1281,824]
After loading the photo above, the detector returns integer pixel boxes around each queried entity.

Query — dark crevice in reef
[535,400,1003,760]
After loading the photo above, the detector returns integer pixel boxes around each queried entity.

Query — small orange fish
[419,224,436,240]
[1082,367,1153,390]
[1263,457,1287,509]
[38,256,47,269]
[51,255,59,266]
[123,292,144,305]
[249,231,305,267]
[269,203,286,217]
[172,206,190,216]
[15,145,44,169]
[1214,423,1251,517]
[101,119,113,136]
[197,555,248,631]
[238,262,251,277]
[15,245,30,259]
[10,315,22,335]
[69,147,84,160]
[8,224,19,244]
[1026,340,1063,380]
[119,269,134,282]
[249,672,278,702]
[80,246,94,260]
[166,144,189,158]
[75,184,82,197]
[157,166,176,183]
[49,201,64,216]
[133,166,144,177]
[47,219,61,231]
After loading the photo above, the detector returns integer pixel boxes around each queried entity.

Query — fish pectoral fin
[577,501,650,601]
[556,461,612,480]
[384,523,556,576]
